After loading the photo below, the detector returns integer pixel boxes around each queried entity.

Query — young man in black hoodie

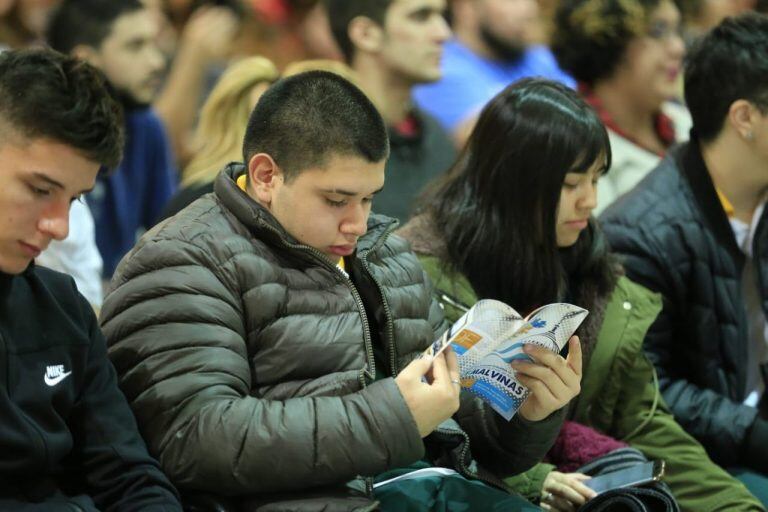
[0,48,181,511]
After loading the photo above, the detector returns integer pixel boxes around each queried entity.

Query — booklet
[424,300,588,420]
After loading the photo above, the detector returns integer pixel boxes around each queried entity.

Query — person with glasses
[551,0,691,213]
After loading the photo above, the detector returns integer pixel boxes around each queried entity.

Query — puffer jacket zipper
[254,221,380,385]
[358,225,399,375]
[255,220,399,497]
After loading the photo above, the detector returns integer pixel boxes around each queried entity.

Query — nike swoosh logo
[44,371,72,387]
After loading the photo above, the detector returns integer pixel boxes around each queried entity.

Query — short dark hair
[324,0,392,63]
[685,13,768,142]
[552,0,662,86]
[0,49,124,169]
[46,0,145,54]
[242,70,389,180]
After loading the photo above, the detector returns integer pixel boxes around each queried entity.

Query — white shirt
[36,200,104,308]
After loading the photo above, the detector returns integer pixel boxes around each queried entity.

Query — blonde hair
[181,56,279,187]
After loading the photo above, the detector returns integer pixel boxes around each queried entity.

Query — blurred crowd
[2,0,768,510]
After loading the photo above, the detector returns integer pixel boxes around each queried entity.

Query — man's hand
[395,348,461,437]
[540,471,596,512]
[512,336,582,422]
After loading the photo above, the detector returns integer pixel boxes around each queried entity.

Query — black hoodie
[0,264,181,511]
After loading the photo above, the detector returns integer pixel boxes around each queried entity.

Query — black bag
[576,448,679,512]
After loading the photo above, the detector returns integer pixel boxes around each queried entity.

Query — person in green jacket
[398,78,764,512]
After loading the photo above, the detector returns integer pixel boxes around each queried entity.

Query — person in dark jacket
[101,70,582,511]
[601,13,768,504]
[325,0,457,223]
[0,48,181,511]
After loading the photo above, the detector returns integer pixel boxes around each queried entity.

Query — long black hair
[422,78,613,315]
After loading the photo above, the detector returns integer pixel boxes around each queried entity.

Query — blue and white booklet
[424,300,588,421]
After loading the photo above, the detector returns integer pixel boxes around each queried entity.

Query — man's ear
[348,15,385,55]
[71,44,102,68]
[728,99,758,142]
[248,153,282,206]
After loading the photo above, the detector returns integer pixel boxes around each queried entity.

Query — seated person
[326,0,457,223]
[413,0,574,147]
[551,0,691,213]
[47,0,178,278]
[100,70,580,510]
[601,13,768,505]
[398,77,764,510]
[0,48,181,511]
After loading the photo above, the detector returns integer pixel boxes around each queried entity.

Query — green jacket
[416,254,764,512]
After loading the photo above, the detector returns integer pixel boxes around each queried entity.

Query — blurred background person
[0,0,59,49]
[413,0,574,148]
[326,0,456,223]
[290,0,342,60]
[242,0,342,67]
[47,0,178,278]
[677,0,754,43]
[161,55,279,218]
[552,0,690,214]
[147,0,241,166]
[150,0,343,167]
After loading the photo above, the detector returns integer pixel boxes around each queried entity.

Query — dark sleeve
[69,292,182,512]
[143,114,178,229]
[456,393,565,476]
[602,216,760,465]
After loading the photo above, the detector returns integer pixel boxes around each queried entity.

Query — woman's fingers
[512,361,570,400]
[512,341,582,402]
[565,336,583,376]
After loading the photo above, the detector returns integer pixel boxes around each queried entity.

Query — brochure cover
[425,300,588,420]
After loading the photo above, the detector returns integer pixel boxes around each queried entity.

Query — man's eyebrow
[321,187,385,196]
[32,172,64,189]
[32,172,93,195]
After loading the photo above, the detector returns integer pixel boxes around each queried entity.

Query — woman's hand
[540,471,597,511]
[512,336,582,422]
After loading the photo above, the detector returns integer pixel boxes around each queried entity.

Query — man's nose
[341,204,368,237]
[39,202,70,241]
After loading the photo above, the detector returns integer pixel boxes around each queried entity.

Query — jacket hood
[396,212,447,258]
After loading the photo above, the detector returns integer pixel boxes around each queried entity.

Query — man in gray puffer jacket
[100,71,580,511]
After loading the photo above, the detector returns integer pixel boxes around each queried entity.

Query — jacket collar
[676,134,745,267]
[214,163,398,259]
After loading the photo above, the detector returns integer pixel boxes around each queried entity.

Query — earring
[746,131,754,141]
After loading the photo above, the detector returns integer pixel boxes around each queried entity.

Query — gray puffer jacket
[100,164,563,510]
